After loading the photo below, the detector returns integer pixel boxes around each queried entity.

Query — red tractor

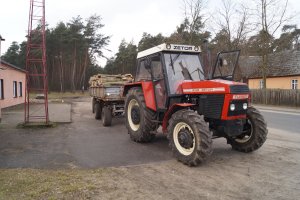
[123,43,267,166]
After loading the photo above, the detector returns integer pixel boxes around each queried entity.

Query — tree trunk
[60,53,64,93]
[80,48,89,89]
[71,42,77,92]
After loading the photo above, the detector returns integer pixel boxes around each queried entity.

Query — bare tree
[182,0,208,44]
[254,0,291,90]
[214,0,252,50]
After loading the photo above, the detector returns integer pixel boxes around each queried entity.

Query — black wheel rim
[131,105,140,125]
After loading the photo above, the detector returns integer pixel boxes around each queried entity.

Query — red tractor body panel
[222,93,250,120]
[180,79,244,94]
[180,79,249,120]
[123,81,156,111]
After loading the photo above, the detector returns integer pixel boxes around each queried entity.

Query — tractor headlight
[243,103,248,110]
[230,104,235,111]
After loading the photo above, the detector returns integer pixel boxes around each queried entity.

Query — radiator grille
[201,95,224,119]
[230,85,249,94]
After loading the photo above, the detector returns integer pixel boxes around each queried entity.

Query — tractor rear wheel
[228,106,267,152]
[125,87,157,142]
[102,106,112,127]
[167,109,213,166]
[95,103,102,120]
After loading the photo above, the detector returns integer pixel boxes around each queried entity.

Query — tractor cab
[123,43,267,166]
[135,44,204,96]
[133,44,205,111]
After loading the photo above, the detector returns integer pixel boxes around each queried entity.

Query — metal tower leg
[25,0,49,124]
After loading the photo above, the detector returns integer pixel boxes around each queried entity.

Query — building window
[0,79,4,99]
[19,82,23,97]
[259,79,264,89]
[13,81,17,98]
[291,79,298,90]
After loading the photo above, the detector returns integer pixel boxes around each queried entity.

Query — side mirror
[145,57,151,70]
[219,58,223,67]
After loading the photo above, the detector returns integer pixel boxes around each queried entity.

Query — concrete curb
[253,104,300,113]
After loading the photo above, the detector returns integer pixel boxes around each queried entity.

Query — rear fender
[162,103,195,133]
[123,81,156,111]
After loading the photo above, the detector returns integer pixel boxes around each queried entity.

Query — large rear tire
[95,103,102,120]
[167,109,213,166]
[228,106,267,152]
[125,87,157,142]
[102,106,112,127]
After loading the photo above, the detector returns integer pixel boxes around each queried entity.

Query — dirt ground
[0,97,300,199]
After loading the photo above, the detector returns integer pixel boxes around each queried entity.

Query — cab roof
[137,43,201,59]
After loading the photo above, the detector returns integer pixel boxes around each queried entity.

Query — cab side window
[151,55,163,80]
[136,59,151,81]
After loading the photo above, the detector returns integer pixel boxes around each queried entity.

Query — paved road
[0,98,299,169]
[259,109,300,134]
[0,98,173,168]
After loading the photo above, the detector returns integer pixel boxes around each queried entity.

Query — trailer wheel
[102,106,112,127]
[228,106,267,152]
[92,98,96,113]
[167,109,213,166]
[125,87,156,142]
[95,103,102,120]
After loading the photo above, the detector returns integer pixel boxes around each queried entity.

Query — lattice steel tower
[25,0,49,123]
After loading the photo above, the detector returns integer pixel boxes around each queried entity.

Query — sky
[0,0,299,66]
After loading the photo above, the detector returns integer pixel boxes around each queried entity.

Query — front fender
[162,103,195,133]
[123,81,156,111]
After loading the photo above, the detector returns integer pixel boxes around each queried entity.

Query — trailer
[89,74,133,126]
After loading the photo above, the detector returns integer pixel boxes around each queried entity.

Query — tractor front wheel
[228,106,268,152]
[167,109,213,166]
[125,87,157,142]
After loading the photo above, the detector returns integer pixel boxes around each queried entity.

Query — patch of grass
[48,91,89,99]
[0,168,111,200]
[17,122,56,128]
[17,122,56,129]
[29,91,89,100]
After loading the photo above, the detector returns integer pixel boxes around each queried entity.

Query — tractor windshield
[164,53,205,94]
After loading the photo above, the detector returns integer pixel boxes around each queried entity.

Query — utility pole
[0,35,4,122]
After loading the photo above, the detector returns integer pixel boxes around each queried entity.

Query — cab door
[150,54,167,109]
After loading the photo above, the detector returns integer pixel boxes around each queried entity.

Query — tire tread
[228,106,268,152]
[125,87,157,142]
[167,109,213,166]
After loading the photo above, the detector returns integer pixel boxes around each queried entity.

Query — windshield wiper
[191,67,205,80]
[169,54,175,75]
[173,52,182,63]
[169,53,183,75]
[179,61,193,80]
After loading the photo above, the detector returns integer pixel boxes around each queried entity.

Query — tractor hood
[180,79,249,94]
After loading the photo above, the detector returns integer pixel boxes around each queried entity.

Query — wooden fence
[251,89,300,107]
